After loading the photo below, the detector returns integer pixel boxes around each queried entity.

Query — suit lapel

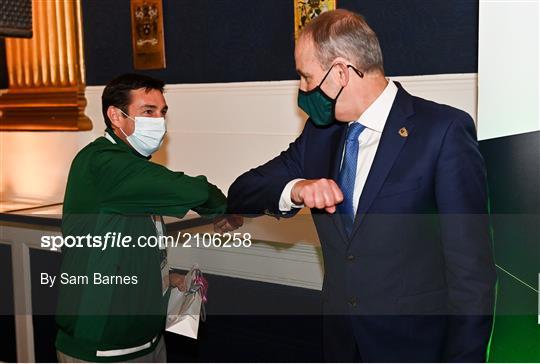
[349,85,415,240]
[330,124,347,180]
[328,123,349,242]
[304,121,349,242]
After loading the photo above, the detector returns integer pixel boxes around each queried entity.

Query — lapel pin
[399,127,408,138]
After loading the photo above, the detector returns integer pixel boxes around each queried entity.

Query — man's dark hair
[101,73,165,129]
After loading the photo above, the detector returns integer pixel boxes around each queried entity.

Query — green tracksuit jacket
[55,129,226,361]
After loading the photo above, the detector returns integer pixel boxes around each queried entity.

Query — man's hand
[213,215,244,233]
[291,179,343,213]
[170,272,187,291]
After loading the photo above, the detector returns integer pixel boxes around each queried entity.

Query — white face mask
[118,110,166,157]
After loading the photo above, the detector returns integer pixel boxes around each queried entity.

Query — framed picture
[294,0,337,39]
[130,0,166,70]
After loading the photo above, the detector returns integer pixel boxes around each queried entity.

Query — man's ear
[107,106,124,129]
[333,60,350,87]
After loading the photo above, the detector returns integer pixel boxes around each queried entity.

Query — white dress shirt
[279,80,399,213]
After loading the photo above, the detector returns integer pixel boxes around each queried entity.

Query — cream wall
[0,131,94,202]
[0,73,477,203]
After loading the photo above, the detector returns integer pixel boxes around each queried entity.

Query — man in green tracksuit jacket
[55,74,241,362]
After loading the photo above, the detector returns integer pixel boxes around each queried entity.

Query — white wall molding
[85,73,476,95]
[86,73,477,126]
[86,80,301,95]
[168,239,324,291]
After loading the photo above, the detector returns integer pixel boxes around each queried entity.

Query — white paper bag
[165,266,206,339]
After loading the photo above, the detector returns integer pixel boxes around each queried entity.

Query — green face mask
[297,64,363,126]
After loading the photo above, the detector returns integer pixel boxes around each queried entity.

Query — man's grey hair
[299,9,384,74]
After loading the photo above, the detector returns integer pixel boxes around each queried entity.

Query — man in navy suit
[227,9,496,362]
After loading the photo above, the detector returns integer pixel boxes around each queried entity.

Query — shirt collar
[103,128,151,160]
[352,79,398,133]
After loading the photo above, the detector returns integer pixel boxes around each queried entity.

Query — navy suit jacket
[228,84,496,362]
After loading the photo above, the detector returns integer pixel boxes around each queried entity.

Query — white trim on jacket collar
[104,131,117,144]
